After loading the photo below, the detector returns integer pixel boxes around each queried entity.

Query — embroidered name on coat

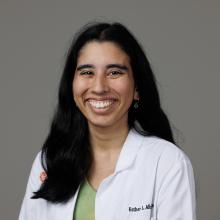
[129,204,154,212]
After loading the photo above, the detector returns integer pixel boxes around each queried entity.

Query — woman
[19,22,196,220]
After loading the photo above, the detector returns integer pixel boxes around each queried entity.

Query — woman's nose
[92,74,109,94]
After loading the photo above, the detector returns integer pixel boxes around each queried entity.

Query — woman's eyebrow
[106,64,129,70]
[76,64,95,71]
[76,63,129,71]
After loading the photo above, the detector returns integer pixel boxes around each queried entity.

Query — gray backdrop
[1,0,219,219]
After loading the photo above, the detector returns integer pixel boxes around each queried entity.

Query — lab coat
[19,129,196,220]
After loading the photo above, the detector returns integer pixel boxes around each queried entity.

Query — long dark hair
[33,22,175,203]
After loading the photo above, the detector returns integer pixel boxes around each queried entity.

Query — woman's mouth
[88,100,115,109]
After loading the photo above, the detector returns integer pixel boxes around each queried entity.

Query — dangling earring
[134,100,139,109]
[134,87,139,109]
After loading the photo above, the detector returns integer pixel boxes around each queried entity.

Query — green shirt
[73,179,96,220]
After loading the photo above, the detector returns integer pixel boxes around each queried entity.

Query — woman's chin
[88,120,115,129]
[87,114,128,131]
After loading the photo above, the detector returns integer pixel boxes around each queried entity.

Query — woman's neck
[87,123,130,189]
[88,123,129,155]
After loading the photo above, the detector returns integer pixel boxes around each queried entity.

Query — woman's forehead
[77,41,130,66]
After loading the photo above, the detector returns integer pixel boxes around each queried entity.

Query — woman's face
[72,41,139,130]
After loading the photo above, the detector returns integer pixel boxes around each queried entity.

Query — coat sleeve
[155,153,197,220]
[18,152,45,220]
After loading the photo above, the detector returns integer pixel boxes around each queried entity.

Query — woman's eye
[109,71,123,78]
[80,71,93,76]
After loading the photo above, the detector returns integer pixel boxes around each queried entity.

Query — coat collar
[114,128,144,173]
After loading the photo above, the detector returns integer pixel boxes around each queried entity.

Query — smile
[88,100,115,109]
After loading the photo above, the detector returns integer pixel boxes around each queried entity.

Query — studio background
[1,0,219,219]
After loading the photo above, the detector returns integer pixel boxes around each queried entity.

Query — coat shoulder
[138,134,193,170]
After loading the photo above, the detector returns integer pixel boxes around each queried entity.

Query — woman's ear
[134,88,139,100]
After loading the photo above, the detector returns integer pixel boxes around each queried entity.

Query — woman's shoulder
[31,151,44,171]
[134,131,194,172]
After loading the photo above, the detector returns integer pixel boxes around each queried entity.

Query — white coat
[19,129,196,220]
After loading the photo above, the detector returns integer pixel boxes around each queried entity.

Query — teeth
[88,100,114,109]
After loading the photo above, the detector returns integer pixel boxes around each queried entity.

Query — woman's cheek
[73,79,87,96]
[113,78,134,97]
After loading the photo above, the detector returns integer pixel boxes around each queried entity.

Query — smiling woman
[19,22,196,220]
[73,41,138,130]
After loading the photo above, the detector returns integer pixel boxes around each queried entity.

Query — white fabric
[19,129,196,220]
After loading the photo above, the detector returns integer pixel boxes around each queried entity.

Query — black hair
[32,22,175,203]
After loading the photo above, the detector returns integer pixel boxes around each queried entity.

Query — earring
[134,100,139,109]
